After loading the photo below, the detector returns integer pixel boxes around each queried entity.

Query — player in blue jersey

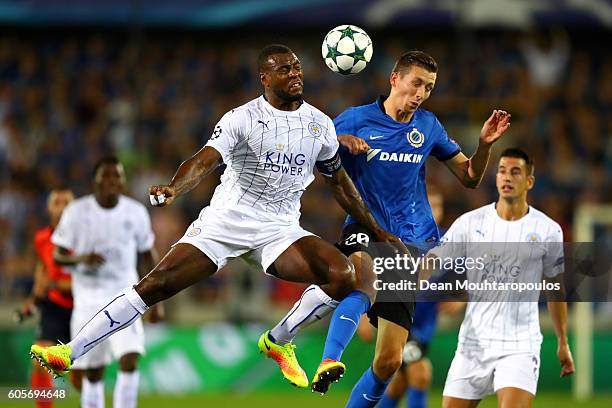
[377,186,454,408]
[362,186,465,408]
[260,51,510,402]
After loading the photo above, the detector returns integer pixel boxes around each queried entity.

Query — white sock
[113,370,140,408]
[69,287,148,360]
[270,285,338,344]
[82,378,105,408]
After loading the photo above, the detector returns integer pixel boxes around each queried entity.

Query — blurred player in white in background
[50,156,162,408]
[438,148,574,408]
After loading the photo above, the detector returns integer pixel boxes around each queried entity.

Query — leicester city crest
[308,122,322,137]
[407,127,425,148]
[526,232,542,242]
[186,227,202,237]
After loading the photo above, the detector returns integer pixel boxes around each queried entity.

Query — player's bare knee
[373,349,403,380]
[409,359,432,389]
[411,370,431,389]
[331,257,358,294]
[85,367,105,382]
[118,353,139,372]
[350,252,376,300]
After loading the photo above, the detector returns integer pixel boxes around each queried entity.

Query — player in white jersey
[437,148,574,408]
[48,156,161,408]
[31,44,398,389]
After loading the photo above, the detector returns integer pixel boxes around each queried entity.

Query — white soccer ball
[322,25,373,75]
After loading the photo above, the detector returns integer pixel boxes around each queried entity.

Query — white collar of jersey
[260,95,305,115]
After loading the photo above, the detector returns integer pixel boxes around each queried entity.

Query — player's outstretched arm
[324,167,399,243]
[547,300,575,377]
[445,110,511,188]
[149,146,222,207]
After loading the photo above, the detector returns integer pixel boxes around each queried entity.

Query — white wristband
[149,194,166,206]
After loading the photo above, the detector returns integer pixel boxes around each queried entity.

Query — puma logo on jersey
[366,149,423,163]
[104,310,120,328]
[257,120,270,129]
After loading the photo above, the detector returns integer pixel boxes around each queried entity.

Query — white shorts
[71,307,145,369]
[443,349,540,399]
[175,206,315,272]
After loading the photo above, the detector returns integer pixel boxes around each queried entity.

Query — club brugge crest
[407,127,425,148]
[308,122,322,137]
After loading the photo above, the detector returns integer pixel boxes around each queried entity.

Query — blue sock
[407,387,427,408]
[322,290,370,362]
[377,394,400,408]
[346,366,390,408]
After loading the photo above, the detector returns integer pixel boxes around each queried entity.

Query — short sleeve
[51,203,78,250]
[333,108,356,136]
[205,109,245,164]
[543,224,564,278]
[431,117,460,161]
[135,205,155,252]
[316,117,340,162]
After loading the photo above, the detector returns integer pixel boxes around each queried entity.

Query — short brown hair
[392,50,437,74]
[500,147,534,176]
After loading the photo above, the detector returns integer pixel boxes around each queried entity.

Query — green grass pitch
[3,390,612,407]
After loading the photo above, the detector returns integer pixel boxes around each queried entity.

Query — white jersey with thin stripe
[205,95,339,219]
[51,195,155,310]
[436,203,564,353]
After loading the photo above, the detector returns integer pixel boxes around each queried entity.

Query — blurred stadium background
[0,0,611,406]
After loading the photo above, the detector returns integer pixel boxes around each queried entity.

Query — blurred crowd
[0,28,610,313]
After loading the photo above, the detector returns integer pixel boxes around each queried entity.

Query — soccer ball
[322,25,373,75]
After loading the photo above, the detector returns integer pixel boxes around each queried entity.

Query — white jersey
[436,203,563,353]
[52,195,155,309]
[205,95,339,219]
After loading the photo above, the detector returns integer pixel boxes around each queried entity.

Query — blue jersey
[334,97,460,243]
[411,302,438,344]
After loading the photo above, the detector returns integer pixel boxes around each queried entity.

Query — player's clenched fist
[338,134,370,155]
[149,185,177,207]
